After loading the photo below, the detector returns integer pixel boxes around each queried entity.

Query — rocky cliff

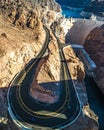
[0,14,46,89]
[0,0,63,89]
[0,0,99,130]
[63,46,85,81]
[57,17,102,130]
[0,0,62,28]
[84,25,104,94]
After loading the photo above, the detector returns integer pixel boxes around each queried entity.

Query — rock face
[63,46,85,81]
[0,0,99,130]
[58,18,99,130]
[0,14,46,89]
[0,0,62,90]
[84,25,104,94]
[30,33,61,104]
[0,0,62,28]
[63,46,98,130]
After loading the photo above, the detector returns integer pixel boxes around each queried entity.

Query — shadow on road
[84,76,104,130]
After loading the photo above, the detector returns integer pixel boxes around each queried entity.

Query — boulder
[84,25,104,94]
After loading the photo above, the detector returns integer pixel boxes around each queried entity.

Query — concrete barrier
[61,18,103,45]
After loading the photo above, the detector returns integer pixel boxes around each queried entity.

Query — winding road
[7,26,81,129]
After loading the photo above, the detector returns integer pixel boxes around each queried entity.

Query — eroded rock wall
[0,0,62,28]
[0,15,46,88]
[0,0,100,130]
[63,46,85,81]
[84,25,104,94]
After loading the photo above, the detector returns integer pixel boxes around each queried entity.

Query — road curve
[7,26,81,129]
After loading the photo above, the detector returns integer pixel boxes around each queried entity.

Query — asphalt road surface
[7,26,81,129]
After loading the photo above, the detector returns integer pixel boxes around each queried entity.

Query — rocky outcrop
[0,0,99,130]
[0,0,62,28]
[63,46,98,130]
[56,17,99,130]
[30,32,61,104]
[0,15,46,88]
[29,33,98,130]
[84,25,104,94]
[0,0,62,88]
[63,46,85,81]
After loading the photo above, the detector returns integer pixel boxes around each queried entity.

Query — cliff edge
[0,0,99,130]
[84,24,104,94]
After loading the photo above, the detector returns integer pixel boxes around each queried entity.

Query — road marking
[10,26,70,119]
[16,55,70,118]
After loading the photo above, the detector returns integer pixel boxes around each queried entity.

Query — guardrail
[7,26,51,130]
[75,48,96,77]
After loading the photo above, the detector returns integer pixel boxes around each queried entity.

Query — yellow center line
[17,67,69,117]
[15,27,70,119]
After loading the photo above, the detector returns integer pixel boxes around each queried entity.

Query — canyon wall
[84,25,104,94]
[0,0,62,28]
[62,17,104,96]
[0,1,100,130]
